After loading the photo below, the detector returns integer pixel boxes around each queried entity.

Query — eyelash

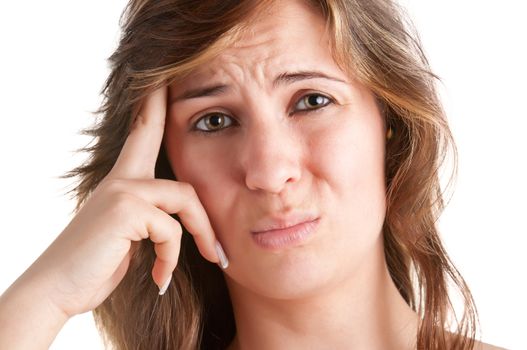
[191,92,335,135]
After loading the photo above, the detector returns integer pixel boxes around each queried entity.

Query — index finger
[109,86,167,179]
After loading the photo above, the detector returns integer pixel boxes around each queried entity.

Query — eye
[193,113,235,133]
[294,93,333,112]
[191,93,333,134]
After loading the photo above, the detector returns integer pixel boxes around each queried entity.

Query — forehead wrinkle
[204,43,284,94]
[173,0,339,99]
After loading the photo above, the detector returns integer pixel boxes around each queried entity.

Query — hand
[22,86,226,318]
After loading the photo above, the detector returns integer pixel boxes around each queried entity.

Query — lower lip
[251,218,320,250]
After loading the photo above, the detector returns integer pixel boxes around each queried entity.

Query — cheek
[310,106,387,234]
[311,110,385,193]
[165,115,233,188]
[164,129,239,228]
[164,100,387,239]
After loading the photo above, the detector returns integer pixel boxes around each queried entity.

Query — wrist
[0,270,70,348]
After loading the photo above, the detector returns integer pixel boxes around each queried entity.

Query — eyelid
[289,90,335,114]
[190,91,336,133]
[189,110,237,134]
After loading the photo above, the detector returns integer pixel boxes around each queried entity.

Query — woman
[0,0,505,349]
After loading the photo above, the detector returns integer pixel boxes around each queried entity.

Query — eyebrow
[171,70,348,103]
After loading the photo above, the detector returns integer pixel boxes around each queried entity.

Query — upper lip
[251,211,319,233]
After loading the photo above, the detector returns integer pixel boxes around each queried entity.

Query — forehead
[173,0,343,88]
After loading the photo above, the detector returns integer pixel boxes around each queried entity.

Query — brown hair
[63,0,478,349]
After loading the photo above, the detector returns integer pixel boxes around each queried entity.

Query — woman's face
[164,0,387,299]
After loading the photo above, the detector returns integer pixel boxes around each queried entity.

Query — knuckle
[99,178,127,194]
[177,181,197,200]
[133,112,164,130]
[110,192,139,217]
[172,221,183,238]
[132,113,146,128]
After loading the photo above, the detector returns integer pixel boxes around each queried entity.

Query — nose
[241,122,302,194]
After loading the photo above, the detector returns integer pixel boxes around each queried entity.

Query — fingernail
[215,241,229,269]
[158,275,172,295]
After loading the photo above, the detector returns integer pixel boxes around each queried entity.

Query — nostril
[244,158,301,193]
[241,126,303,193]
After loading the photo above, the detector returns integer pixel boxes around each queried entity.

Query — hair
[63,0,478,349]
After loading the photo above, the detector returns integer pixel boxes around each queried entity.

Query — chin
[221,206,386,301]
[224,243,354,301]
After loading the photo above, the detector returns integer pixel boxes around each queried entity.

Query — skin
[0,86,223,348]
[0,1,504,349]
[165,1,418,349]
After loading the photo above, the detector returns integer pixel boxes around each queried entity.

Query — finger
[109,86,167,179]
[123,200,184,289]
[111,178,221,264]
[149,210,183,290]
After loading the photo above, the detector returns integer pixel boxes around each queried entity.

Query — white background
[0,1,525,349]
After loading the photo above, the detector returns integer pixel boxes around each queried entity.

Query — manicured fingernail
[215,241,229,269]
[158,275,172,295]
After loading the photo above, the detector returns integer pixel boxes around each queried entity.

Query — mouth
[251,217,320,250]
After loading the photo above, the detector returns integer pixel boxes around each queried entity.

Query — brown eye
[194,113,234,132]
[295,93,332,111]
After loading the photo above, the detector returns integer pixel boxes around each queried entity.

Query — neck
[225,247,419,350]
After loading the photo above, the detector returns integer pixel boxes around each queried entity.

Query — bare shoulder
[472,339,508,350]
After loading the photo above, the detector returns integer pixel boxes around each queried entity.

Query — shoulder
[472,339,508,350]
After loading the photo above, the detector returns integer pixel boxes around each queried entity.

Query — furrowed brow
[272,70,347,88]
[171,70,347,103]
[172,84,229,103]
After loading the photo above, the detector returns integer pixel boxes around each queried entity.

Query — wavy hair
[63,0,478,348]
